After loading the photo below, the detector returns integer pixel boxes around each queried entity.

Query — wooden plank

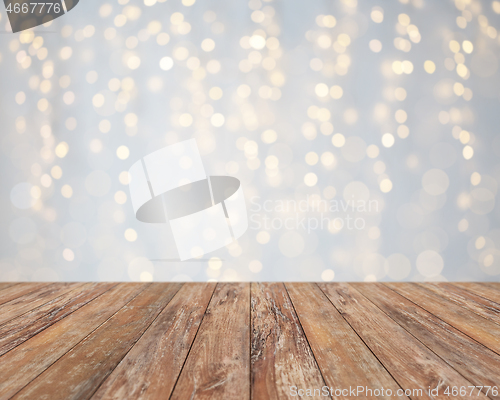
[170,283,250,400]
[251,283,326,400]
[286,283,406,400]
[386,283,500,355]
[0,283,147,399]
[0,283,50,307]
[0,283,18,291]
[0,282,84,325]
[0,282,116,357]
[354,283,500,397]
[92,283,215,400]
[318,283,487,400]
[12,283,183,400]
[418,282,500,326]
[453,282,500,305]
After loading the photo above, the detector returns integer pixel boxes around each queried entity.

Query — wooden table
[0,282,499,399]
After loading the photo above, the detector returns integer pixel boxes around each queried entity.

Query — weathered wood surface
[0,282,83,325]
[286,283,406,400]
[12,283,183,400]
[170,283,251,400]
[0,282,116,357]
[0,283,147,399]
[251,283,325,400]
[92,283,215,400]
[354,283,500,398]
[0,283,50,307]
[418,282,500,326]
[453,282,500,306]
[0,283,18,292]
[319,283,487,400]
[0,282,498,400]
[386,282,500,355]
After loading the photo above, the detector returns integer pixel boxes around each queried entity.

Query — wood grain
[386,282,500,355]
[354,283,500,398]
[286,283,405,400]
[0,282,83,325]
[0,282,116,357]
[0,283,50,307]
[0,283,18,292]
[251,283,325,400]
[0,283,147,400]
[318,283,486,400]
[12,283,183,400]
[92,283,215,400]
[453,282,500,305]
[418,282,500,326]
[170,283,250,400]
[0,282,499,399]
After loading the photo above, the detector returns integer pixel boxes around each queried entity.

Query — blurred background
[1,0,500,282]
